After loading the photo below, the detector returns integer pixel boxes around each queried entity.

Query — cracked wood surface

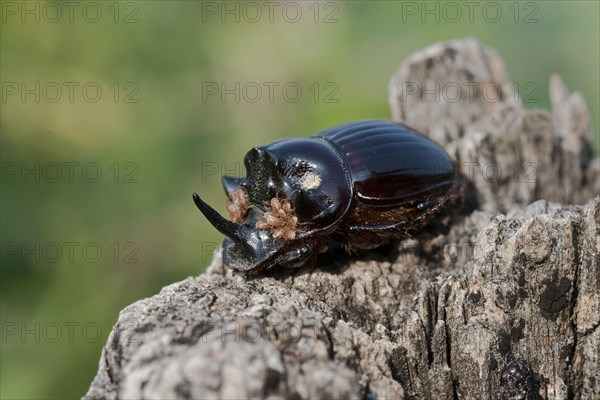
[84,38,599,400]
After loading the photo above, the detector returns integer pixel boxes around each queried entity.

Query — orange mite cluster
[226,187,249,223]
[256,197,298,240]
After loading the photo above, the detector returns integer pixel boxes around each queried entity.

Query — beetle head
[193,193,313,272]
[194,137,353,272]
[241,137,353,229]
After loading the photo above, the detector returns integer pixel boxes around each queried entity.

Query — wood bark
[84,38,599,400]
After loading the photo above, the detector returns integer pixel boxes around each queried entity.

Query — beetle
[193,119,459,273]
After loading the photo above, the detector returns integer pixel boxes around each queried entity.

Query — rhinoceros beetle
[193,119,459,273]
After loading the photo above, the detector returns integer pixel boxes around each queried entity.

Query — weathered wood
[85,39,599,400]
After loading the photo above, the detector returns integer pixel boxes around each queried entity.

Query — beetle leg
[279,244,314,268]
[346,220,408,233]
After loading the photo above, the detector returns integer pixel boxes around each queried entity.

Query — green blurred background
[1,1,598,398]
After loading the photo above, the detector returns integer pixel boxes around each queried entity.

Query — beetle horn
[192,192,246,241]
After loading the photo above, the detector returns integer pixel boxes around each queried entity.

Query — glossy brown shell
[313,120,457,208]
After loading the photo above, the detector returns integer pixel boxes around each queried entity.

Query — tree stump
[84,38,599,400]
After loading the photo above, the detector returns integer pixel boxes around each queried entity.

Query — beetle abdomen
[313,120,456,207]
